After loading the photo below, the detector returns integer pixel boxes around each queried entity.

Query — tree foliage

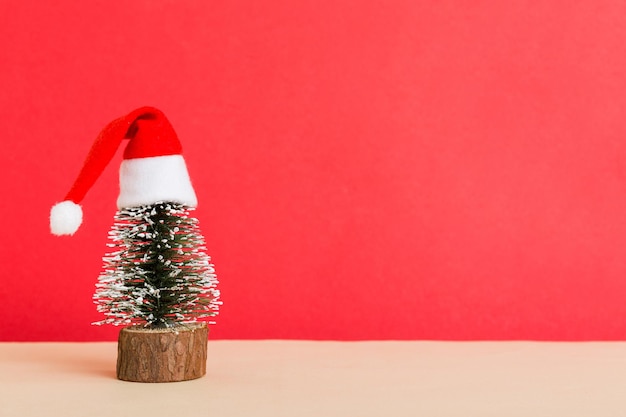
[94,202,220,328]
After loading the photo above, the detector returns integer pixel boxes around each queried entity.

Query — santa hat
[50,106,197,236]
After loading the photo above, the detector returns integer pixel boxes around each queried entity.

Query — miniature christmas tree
[94,202,220,328]
[50,107,220,382]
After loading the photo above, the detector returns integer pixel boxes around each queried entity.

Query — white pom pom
[50,201,83,236]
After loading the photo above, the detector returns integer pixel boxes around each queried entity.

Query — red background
[2,1,626,341]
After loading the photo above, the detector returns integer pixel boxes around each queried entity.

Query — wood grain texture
[117,322,208,382]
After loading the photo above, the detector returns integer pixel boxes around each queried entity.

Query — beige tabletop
[1,340,625,416]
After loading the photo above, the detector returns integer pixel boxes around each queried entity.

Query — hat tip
[50,201,83,236]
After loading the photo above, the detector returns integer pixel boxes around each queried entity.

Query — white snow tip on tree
[50,201,83,236]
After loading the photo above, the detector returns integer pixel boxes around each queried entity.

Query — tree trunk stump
[117,322,208,382]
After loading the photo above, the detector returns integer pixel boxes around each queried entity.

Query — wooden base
[116,322,208,383]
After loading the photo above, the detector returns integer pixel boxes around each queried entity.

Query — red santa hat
[50,106,198,236]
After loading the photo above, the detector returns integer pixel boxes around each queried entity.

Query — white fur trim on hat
[117,154,198,209]
[50,201,83,235]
